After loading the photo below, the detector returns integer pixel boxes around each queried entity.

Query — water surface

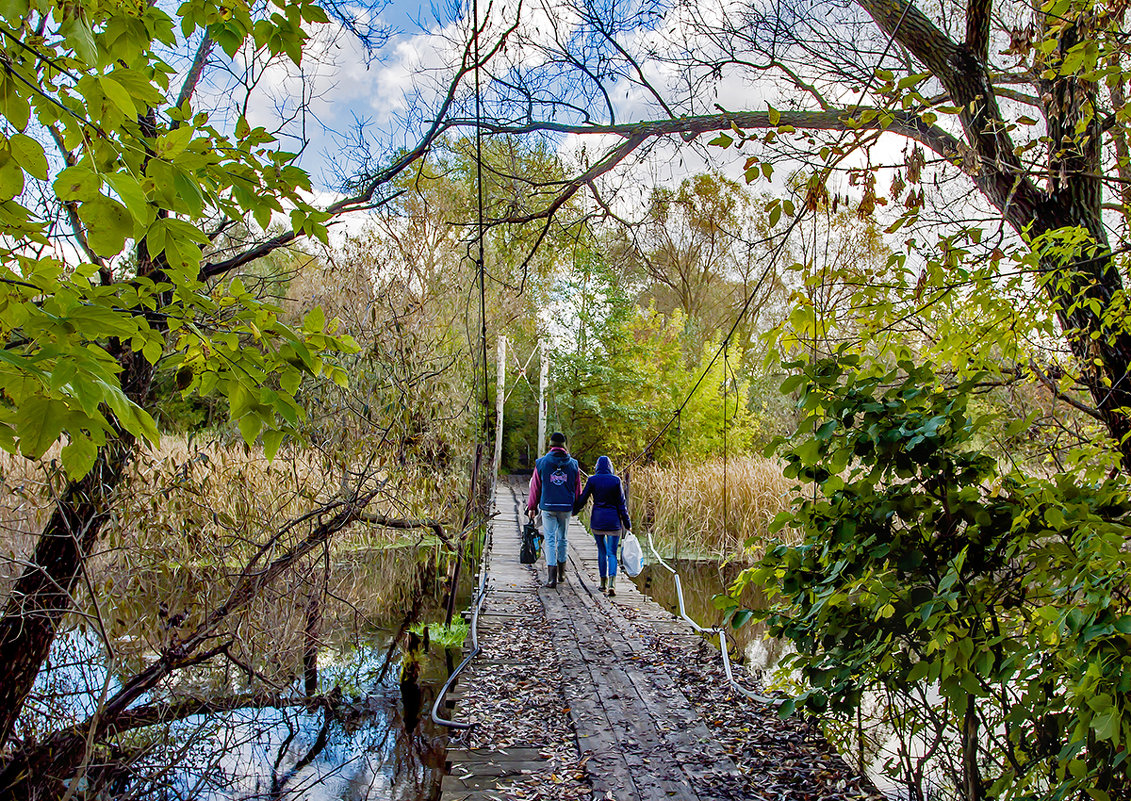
[23,544,473,801]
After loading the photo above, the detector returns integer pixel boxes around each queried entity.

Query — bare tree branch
[176,34,214,110]
[199,13,523,282]
[0,490,379,796]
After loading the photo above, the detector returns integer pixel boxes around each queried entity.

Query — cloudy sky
[227,0,755,200]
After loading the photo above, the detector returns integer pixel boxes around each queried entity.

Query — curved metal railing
[430,494,495,729]
[644,531,778,704]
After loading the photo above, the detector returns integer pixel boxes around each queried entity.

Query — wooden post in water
[494,334,506,477]
[447,442,483,627]
[303,543,329,698]
[537,338,548,455]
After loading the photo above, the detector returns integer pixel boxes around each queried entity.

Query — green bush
[723,354,1131,801]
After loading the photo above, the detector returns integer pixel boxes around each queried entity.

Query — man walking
[527,432,581,588]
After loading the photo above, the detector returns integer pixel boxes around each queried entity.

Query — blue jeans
[542,510,571,565]
[593,531,621,577]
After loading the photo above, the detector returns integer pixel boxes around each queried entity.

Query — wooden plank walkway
[441,480,749,801]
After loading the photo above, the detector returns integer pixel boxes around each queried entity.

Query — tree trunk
[1028,206,1131,471]
[0,242,164,750]
[961,694,983,801]
[0,364,149,750]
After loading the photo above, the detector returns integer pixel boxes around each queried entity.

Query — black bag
[520,521,542,564]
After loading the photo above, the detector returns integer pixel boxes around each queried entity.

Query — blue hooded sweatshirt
[574,455,631,532]
[528,447,581,512]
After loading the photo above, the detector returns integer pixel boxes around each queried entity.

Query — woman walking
[574,455,631,596]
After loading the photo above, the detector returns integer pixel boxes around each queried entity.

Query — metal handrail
[430,499,494,729]
[644,531,778,704]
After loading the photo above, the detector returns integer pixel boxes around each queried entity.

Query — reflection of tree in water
[261,683,444,801]
[97,663,446,800]
[24,544,466,801]
[399,630,426,733]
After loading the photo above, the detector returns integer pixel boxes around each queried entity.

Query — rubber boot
[599,576,607,594]
[545,564,558,588]
[607,575,616,597]
[557,561,567,583]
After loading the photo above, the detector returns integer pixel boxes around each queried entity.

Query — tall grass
[1,438,429,579]
[629,456,797,560]
[0,436,465,693]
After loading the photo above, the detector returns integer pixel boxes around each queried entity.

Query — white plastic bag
[620,531,643,577]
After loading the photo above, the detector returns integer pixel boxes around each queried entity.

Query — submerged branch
[106,692,330,737]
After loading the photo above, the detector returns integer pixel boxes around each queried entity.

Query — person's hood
[595,455,613,474]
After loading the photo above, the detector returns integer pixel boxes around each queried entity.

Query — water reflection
[176,687,442,801]
[22,545,471,801]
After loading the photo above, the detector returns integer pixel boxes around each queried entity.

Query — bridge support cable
[432,0,499,730]
[627,411,777,706]
[596,0,918,726]
[493,335,506,477]
[537,339,548,456]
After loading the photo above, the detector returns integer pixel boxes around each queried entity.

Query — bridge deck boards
[442,481,749,801]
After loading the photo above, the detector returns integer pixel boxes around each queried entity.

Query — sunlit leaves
[78,196,132,256]
[54,166,101,202]
[9,134,47,181]
[0,0,349,477]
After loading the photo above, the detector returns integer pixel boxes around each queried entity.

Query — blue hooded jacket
[529,447,581,512]
[574,455,631,532]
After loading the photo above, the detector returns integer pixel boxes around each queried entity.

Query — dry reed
[0,436,464,695]
[0,436,456,564]
[629,456,797,560]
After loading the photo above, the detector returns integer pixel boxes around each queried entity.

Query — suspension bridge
[433,479,880,801]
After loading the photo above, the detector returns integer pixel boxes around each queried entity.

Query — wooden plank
[568,607,699,798]
[444,480,756,801]
[441,773,530,791]
[547,577,695,800]
[446,748,548,763]
[442,488,583,801]
[557,536,750,801]
[446,761,547,778]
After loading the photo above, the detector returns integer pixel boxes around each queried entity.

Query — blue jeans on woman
[542,510,571,566]
[593,530,621,577]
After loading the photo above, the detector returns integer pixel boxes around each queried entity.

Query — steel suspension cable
[723,340,728,543]
[624,0,914,473]
[474,0,488,439]
[434,0,491,729]
[621,0,917,708]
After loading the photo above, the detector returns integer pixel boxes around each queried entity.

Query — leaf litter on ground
[444,566,885,801]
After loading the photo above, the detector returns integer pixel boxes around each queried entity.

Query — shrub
[724,354,1131,801]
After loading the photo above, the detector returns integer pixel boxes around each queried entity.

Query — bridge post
[493,334,506,476]
[537,338,547,455]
